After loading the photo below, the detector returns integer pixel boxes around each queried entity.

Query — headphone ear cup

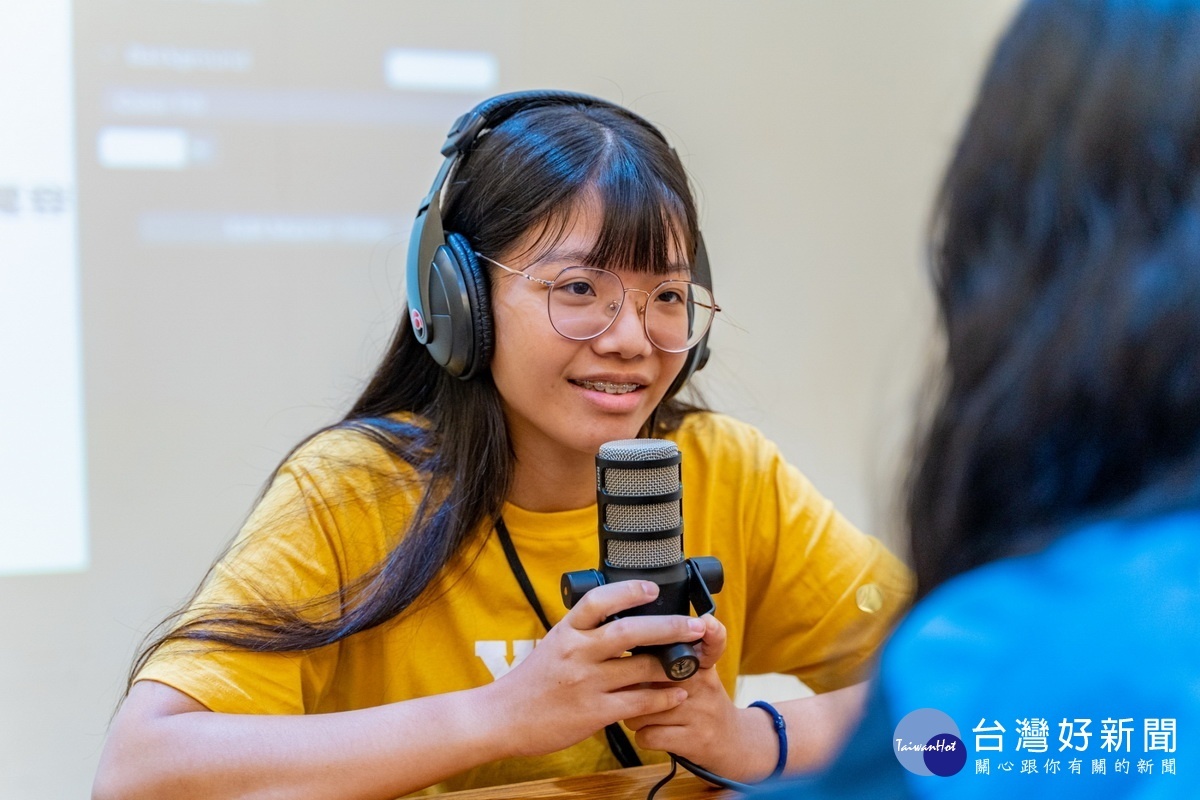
[445,232,493,379]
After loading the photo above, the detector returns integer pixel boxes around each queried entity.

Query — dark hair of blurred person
[910,0,1200,600]
[759,1,1200,796]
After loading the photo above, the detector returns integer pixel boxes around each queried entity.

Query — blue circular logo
[893,708,965,777]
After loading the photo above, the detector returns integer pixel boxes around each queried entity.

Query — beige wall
[0,2,1020,796]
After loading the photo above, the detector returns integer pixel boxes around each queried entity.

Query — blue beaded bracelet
[749,700,788,780]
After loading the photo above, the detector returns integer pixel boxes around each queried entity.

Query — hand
[485,580,706,759]
[682,612,726,670]
[624,615,779,783]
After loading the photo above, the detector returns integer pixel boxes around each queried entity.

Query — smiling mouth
[571,379,643,395]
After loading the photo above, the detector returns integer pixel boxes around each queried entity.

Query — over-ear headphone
[407,89,712,397]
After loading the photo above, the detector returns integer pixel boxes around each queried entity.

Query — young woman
[762,1,1200,797]
[92,92,910,799]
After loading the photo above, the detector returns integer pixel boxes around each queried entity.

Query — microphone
[561,438,724,681]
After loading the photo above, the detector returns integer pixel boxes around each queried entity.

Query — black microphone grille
[607,537,683,569]
[598,439,678,460]
[597,439,680,497]
[597,439,683,570]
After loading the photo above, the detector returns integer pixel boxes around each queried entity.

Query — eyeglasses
[477,254,720,353]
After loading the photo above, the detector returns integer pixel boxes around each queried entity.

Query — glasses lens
[547,267,717,351]
[547,267,625,340]
[646,281,716,352]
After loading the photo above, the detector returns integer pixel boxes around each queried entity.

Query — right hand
[484,580,709,758]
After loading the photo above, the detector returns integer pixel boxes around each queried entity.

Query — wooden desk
[435,764,738,799]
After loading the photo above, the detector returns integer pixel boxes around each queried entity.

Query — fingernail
[675,689,688,703]
[688,618,705,634]
[641,581,658,597]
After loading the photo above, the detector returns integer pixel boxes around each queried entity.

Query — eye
[559,279,597,297]
[654,286,687,304]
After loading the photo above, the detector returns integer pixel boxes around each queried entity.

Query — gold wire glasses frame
[476,253,720,353]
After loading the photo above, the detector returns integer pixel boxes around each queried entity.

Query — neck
[508,449,596,512]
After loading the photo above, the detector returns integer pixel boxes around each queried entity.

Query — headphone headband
[407,90,712,393]
[440,90,667,158]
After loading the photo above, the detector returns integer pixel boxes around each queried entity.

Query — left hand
[622,616,781,783]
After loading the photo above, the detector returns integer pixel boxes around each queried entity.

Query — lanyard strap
[495,517,553,630]
[493,518,643,769]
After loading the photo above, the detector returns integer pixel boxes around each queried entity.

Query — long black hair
[908,0,1200,599]
[129,101,705,683]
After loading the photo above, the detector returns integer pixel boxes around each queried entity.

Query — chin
[575,419,650,452]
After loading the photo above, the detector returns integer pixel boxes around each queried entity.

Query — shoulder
[235,416,429,581]
[250,415,427,552]
[668,411,778,467]
[669,412,822,505]
[890,509,1200,650]
[669,412,837,522]
[282,414,425,492]
[881,509,1200,721]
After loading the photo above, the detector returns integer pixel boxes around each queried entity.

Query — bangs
[587,151,696,274]
[447,102,700,276]
[516,145,697,276]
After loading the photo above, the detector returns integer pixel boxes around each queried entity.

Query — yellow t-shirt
[137,412,911,795]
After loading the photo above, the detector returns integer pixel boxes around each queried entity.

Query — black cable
[645,756,677,800]
[656,699,787,794]
[646,754,758,798]
[673,754,757,792]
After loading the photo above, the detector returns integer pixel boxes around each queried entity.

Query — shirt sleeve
[736,432,913,692]
[135,430,406,714]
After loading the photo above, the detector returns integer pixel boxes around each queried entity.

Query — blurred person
[91,92,909,799]
[759,1,1200,797]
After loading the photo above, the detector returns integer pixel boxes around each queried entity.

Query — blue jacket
[758,509,1200,798]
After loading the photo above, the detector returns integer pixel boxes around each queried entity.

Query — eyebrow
[536,248,692,275]
[538,248,593,265]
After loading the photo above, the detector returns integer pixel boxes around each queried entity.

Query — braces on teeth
[577,380,640,394]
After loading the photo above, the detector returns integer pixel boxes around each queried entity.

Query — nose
[592,289,653,358]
